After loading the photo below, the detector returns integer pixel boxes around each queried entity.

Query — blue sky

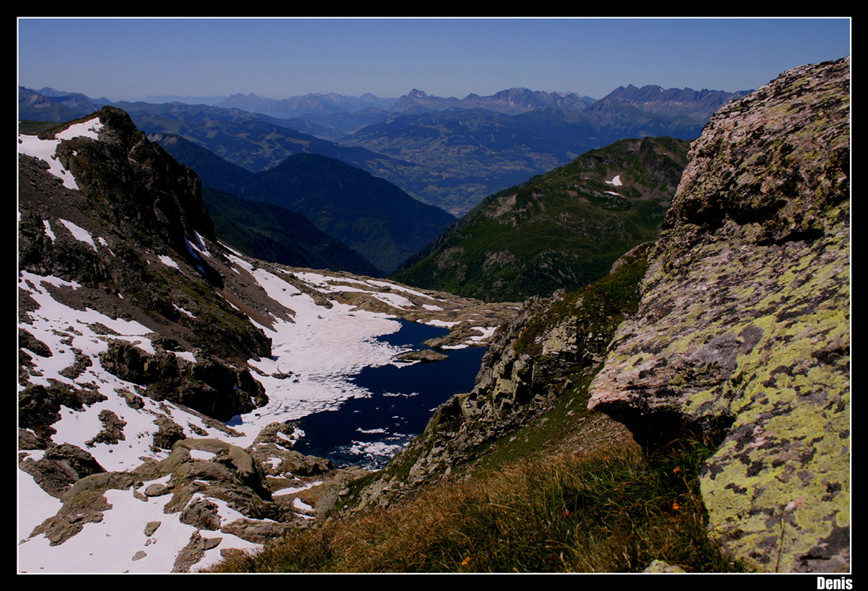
[17,17,851,101]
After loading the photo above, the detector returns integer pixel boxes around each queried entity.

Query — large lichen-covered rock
[587,57,850,572]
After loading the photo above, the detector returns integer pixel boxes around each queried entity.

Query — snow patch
[158,254,180,269]
[18,117,104,190]
[226,255,408,434]
[58,219,98,252]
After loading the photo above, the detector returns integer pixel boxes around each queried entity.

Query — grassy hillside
[390,136,690,302]
[208,432,739,573]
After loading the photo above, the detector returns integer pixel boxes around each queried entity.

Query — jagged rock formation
[588,57,850,572]
[18,107,271,364]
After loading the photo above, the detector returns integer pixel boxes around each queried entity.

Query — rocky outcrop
[53,106,216,264]
[248,422,335,478]
[98,340,268,422]
[587,57,850,572]
[395,348,448,363]
[18,382,106,442]
[18,108,272,364]
[18,442,106,499]
[22,437,300,567]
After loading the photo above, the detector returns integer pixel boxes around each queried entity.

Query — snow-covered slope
[17,109,517,573]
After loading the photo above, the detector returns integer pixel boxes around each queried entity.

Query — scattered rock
[144,483,171,497]
[644,560,686,573]
[172,531,222,573]
[396,348,448,363]
[152,416,185,451]
[247,422,334,478]
[19,443,106,498]
[220,518,299,544]
[144,521,162,536]
[85,409,127,447]
[180,498,222,530]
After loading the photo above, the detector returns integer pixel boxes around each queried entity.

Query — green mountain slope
[244,154,457,274]
[154,133,456,275]
[202,187,382,277]
[390,137,690,302]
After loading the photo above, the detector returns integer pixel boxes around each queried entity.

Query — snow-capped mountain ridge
[18,107,515,572]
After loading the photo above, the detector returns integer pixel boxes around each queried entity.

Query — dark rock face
[55,106,216,261]
[19,105,272,371]
[98,340,267,422]
[18,382,107,445]
[587,57,850,572]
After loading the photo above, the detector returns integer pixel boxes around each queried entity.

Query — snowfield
[17,258,447,573]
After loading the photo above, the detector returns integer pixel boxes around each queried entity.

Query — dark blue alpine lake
[292,319,486,470]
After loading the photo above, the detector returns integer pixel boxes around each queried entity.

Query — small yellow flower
[460,556,471,567]
[673,467,682,474]
[672,501,682,511]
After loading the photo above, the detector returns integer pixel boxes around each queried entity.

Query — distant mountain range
[135,87,594,118]
[217,91,400,118]
[19,83,748,294]
[386,87,596,115]
[19,84,749,215]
